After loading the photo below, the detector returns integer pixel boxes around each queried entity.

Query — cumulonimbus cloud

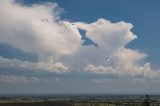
[0,0,159,79]
[73,19,160,78]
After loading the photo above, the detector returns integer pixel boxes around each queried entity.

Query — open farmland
[0,95,160,106]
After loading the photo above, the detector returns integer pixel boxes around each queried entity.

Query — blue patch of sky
[0,43,38,62]
[79,29,98,47]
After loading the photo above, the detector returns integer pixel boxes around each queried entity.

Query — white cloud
[73,19,160,78]
[0,56,68,73]
[0,75,35,84]
[0,75,61,84]
[74,19,137,47]
[0,0,82,59]
[84,64,116,74]
[0,0,80,73]
[84,63,159,79]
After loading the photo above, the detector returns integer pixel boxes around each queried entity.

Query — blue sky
[0,0,160,94]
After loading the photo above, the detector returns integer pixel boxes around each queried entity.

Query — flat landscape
[0,94,160,106]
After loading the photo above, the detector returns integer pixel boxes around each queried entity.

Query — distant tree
[143,95,151,106]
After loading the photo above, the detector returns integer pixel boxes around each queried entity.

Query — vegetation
[0,100,160,106]
[0,95,160,106]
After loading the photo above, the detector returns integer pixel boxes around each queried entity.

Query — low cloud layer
[0,56,68,73]
[0,75,61,84]
[0,0,159,82]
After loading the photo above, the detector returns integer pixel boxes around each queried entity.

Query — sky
[0,0,160,94]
